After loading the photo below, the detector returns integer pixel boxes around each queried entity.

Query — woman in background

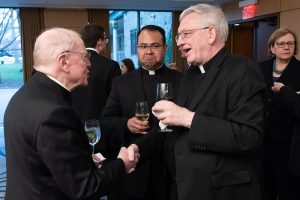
[259,28,300,200]
[120,58,135,74]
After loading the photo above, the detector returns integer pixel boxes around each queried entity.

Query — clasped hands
[117,144,140,174]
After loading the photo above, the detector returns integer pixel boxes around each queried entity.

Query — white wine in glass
[135,101,150,122]
[84,119,101,155]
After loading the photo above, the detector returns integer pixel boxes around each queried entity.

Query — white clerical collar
[141,64,164,75]
[47,75,70,92]
[187,64,205,74]
[86,47,99,54]
[199,65,205,74]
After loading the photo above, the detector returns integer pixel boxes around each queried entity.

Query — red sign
[242,5,257,19]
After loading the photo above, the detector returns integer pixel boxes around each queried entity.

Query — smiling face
[271,33,295,62]
[176,12,214,66]
[137,29,167,70]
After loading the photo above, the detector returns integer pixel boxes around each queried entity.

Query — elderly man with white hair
[4,27,139,200]
[128,3,265,200]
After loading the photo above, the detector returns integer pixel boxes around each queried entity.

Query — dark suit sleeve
[37,106,126,199]
[134,129,166,163]
[101,78,128,148]
[279,85,300,176]
[188,60,265,154]
[108,61,121,90]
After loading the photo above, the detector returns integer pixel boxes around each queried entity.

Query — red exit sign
[242,4,257,19]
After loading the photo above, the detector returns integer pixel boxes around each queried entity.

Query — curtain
[20,8,45,82]
[172,10,187,73]
[87,9,110,59]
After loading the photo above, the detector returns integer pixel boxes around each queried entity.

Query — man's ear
[207,27,217,44]
[57,53,69,72]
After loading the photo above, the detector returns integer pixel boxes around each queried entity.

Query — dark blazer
[260,56,300,141]
[137,48,266,200]
[4,72,126,200]
[259,56,300,199]
[277,85,300,176]
[72,50,120,121]
[101,66,181,200]
[71,50,120,155]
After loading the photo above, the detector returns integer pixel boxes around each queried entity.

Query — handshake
[117,144,140,173]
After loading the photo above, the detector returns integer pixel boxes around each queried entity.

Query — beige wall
[223,0,300,58]
[44,9,88,33]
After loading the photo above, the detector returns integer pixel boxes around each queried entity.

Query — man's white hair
[33,27,81,70]
[180,3,229,42]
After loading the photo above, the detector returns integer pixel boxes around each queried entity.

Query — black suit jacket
[72,50,120,121]
[137,48,266,200]
[101,66,182,199]
[277,85,300,176]
[71,50,120,155]
[4,72,126,200]
[259,56,300,141]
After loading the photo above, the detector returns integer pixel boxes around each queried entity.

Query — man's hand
[127,117,149,134]
[152,100,195,128]
[117,145,140,173]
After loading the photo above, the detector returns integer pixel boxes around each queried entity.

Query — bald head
[32,28,90,91]
[33,28,82,72]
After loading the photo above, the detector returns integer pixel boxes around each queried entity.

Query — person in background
[4,27,138,200]
[71,24,121,158]
[272,82,300,177]
[260,27,300,198]
[120,58,135,74]
[101,25,181,200]
[128,3,265,200]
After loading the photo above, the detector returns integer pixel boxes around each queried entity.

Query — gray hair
[180,4,229,42]
[33,27,81,68]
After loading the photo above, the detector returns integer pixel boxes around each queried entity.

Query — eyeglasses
[63,51,91,62]
[175,27,209,42]
[275,41,295,48]
[103,38,109,44]
[137,44,164,51]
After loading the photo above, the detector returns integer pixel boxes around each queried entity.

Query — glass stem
[92,145,95,155]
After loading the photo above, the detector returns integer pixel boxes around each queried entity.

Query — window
[130,29,137,55]
[0,9,23,193]
[109,10,172,68]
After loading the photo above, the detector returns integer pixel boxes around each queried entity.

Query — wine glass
[84,119,101,155]
[156,83,173,132]
[135,101,150,122]
[156,82,173,101]
[135,101,150,133]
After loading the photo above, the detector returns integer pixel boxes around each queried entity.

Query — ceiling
[0,0,238,11]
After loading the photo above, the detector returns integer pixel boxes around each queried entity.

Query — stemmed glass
[156,83,173,132]
[135,101,150,122]
[84,119,101,155]
[135,101,150,134]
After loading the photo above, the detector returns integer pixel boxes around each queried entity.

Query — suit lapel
[176,70,194,106]
[188,51,228,111]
